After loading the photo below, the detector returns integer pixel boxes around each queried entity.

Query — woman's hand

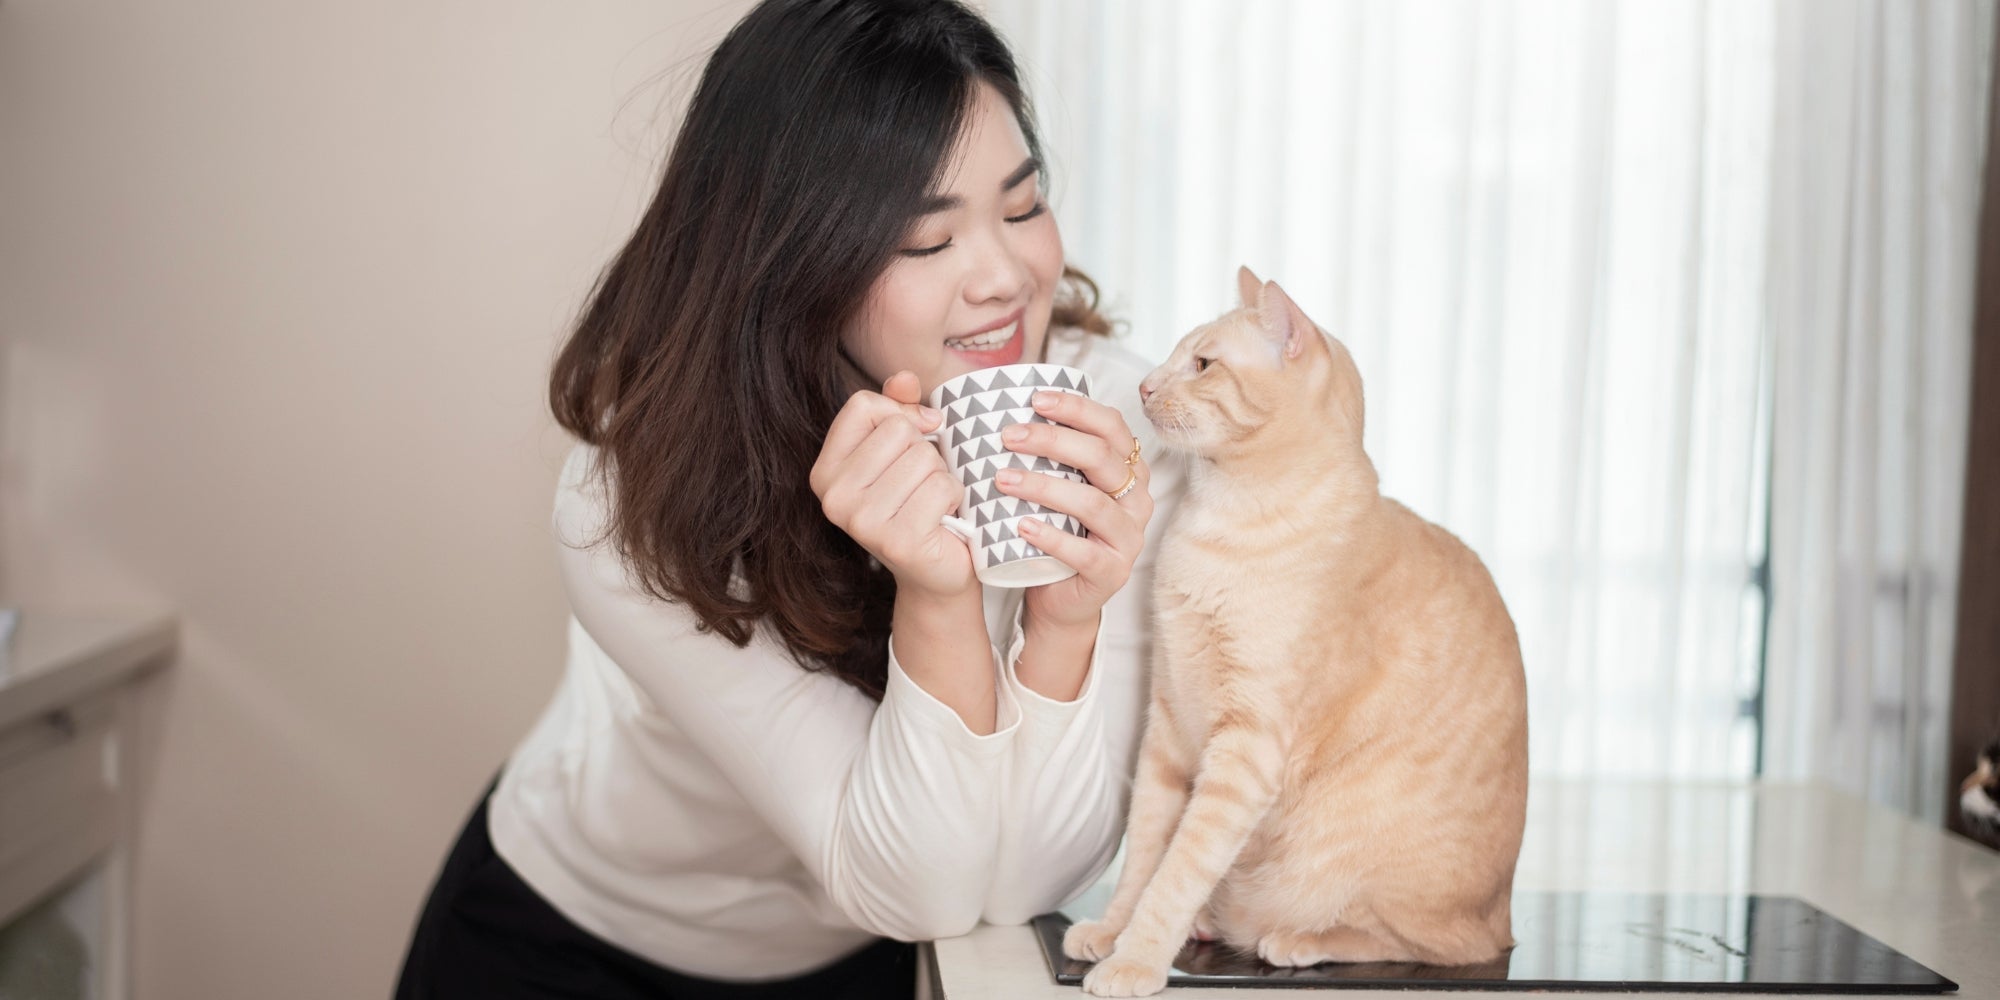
[993,390,1154,631]
[810,370,977,599]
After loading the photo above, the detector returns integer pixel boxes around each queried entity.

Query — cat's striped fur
[1064,269,1529,997]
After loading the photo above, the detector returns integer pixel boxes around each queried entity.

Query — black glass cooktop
[1032,889,1957,992]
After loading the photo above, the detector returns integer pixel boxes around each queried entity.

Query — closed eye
[1005,202,1046,224]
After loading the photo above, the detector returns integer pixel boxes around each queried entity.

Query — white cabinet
[0,614,175,1000]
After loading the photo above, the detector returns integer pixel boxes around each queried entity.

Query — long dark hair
[548,0,1109,699]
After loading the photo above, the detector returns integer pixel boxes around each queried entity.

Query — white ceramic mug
[924,363,1095,588]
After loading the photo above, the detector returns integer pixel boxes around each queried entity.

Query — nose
[1138,378,1156,403]
[963,229,1032,305]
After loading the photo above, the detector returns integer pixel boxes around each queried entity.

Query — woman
[395,0,1186,996]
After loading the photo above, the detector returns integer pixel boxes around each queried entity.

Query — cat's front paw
[1063,919,1124,962]
[1081,954,1170,997]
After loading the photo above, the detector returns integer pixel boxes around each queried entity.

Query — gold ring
[1125,437,1142,465]
[1105,467,1139,500]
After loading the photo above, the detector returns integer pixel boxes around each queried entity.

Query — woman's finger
[815,389,944,487]
[884,466,964,539]
[816,416,921,522]
[999,420,1130,494]
[994,469,1145,559]
[1024,391,1140,492]
[1029,391,1132,443]
[1014,505,1122,588]
[849,438,946,535]
[878,370,944,434]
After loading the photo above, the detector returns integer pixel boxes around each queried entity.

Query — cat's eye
[1195,356,1213,373]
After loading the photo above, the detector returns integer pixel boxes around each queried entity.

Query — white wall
[0,1,752,996]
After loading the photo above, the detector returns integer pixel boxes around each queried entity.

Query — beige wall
[0,1,752,996]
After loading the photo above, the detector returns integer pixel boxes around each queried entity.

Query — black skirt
[393,780,916,1000]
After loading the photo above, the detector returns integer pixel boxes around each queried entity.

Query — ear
[1256,280,1311,362]
[1237,265,1263,306]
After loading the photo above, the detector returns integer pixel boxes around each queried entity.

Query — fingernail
[996,469,1022,487]
[1018,518,1039,534]
[1033,392,1056,410]
[920,405,943,426]
[1002,426,1027,444]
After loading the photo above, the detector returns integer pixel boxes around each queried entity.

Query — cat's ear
[1256,280,1311,362]
[1237,265,1264,306]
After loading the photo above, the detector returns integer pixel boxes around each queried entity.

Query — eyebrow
[918,157,1041,215]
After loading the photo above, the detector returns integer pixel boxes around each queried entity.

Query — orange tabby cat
[1062,268,1528,997]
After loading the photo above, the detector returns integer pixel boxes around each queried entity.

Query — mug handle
[939,515,978,547]
[920,424,976,547]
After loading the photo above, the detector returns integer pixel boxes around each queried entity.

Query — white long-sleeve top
[488,327,1186,979]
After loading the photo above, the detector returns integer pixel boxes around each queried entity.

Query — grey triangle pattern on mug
[990,540,1041,564]
[973,496,1042,526]
[987,368,1018,391]
[1050,369,1075,391]
[973,498,1001,526]
[960,465,982,487]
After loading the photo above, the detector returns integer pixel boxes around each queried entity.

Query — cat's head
[1963,738,2000,846]
[1138,266,1366,463]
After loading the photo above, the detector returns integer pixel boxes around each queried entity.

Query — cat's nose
[1139,381,1154,403]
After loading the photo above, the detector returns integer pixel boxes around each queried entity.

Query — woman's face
[842,80,1065,394]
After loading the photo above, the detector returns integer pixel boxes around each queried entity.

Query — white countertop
[0,610,177,731]
[927,780,2000,998]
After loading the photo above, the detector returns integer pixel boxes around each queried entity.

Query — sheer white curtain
[1763,0,1993,821]
[986,0,1993,808]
